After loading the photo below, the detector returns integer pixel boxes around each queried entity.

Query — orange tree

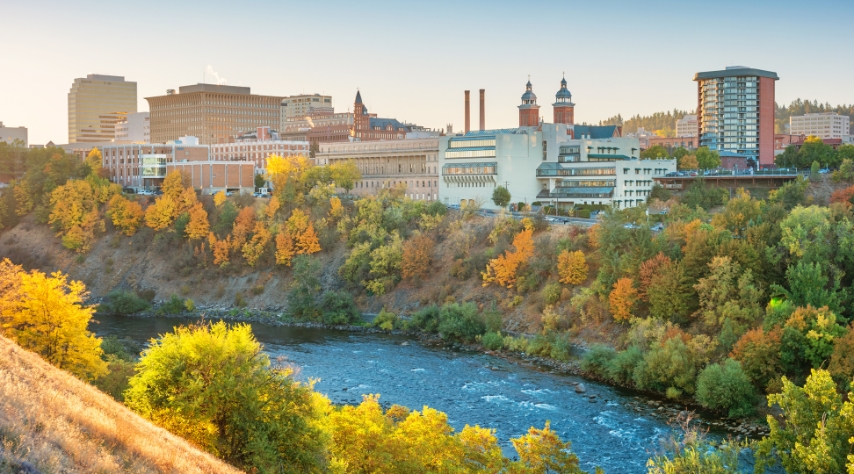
[482,228,534,289]
[609,277,638,322]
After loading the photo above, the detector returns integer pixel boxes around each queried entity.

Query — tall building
[694,66,779,167]
[789,113,850,140]
[68,74,137,143]
[114,112,150,143]
[0,122,28,146]
[675,114,697,137]
[280,94,332,121]
[439,77,674,210]
[146,84,283,145]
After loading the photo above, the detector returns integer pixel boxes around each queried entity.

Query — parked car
[623,223,639,229]
[820,168,830,174]
[665,172,678,177]
[652,223,665,232]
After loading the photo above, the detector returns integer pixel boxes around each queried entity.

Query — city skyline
[2,0,853,145]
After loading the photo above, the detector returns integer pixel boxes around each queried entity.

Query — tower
[518,78,540,127]
[553,74,575,125]
[352,90,370,139]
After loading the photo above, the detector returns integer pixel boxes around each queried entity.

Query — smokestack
[464,90,470,133]
[479,89,485,131]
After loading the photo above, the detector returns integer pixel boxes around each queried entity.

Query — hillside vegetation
[0,333,243,474]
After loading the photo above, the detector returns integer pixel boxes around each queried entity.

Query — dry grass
[0,335,243,474]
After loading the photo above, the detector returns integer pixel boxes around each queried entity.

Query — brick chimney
[479,89,485,131]
[464,90,470,134]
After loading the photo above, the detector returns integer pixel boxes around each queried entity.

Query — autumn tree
[678,154,699,170]
[209,233,231,267]
[242,222,272,267]
[482,228,535,288]
[609,277,638,322]
[401,234,435,280]
[185,202,210,240]
[508,421,590,474]
[557,250,588,285]
[175,186,199,217]
[828,326,854,390]
[264,194,280,220]
[296,222,321,255]
[646,260,692,322]
[638,252,672,301]
[106,194,144,236]
[730,327,784,393]
[329,196,344,219]
[329,159,361,193]
[161,170,189,201]
[213,190,227,207]
[84,147,102,173]
[275,230,295,266]
[0,264,107,380]
[144,195,176,231]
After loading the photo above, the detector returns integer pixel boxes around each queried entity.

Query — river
[91,314,714,474]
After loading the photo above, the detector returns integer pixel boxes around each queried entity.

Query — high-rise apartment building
[114,112,150,143]
[68,74,137,143]
[675,114,697,137]
[694,66,778,167]
[790,113,850,140]
[280,94,332,122]
[146,84,283,145]
[0,122,28,146]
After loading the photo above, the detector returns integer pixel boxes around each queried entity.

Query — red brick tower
[518,78,540,127]
[553,74,575,125]
[351,90,369,140]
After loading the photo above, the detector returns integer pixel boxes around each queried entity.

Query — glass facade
[140,154,167,178]
[442,162,497,175]
[536,166,616,177]
[699,76,759,161]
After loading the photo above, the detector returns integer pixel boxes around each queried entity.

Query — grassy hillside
[0,334,243,474]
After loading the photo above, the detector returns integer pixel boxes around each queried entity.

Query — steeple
[553,73,575,126]
[355,89,363,105]
[518,76,540,127]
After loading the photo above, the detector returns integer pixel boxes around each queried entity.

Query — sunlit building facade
[68,74,137,143]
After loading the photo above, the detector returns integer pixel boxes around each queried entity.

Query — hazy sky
[3,0,853,144]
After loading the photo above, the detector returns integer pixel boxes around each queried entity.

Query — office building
[209,126,310,175]
[146,84,283,145]
[0,122,28,146]
[694,66,778,167]
[438,78,675,210]
[317,137,439,201]
[101,136,254,194]
[68,74,137,144]
[676,114,697,137]
[114,112,150,143]
[789,113,850,140]
[280,94,333,121]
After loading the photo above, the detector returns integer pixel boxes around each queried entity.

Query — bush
[481,331,504,351]
[371,308,398,331]
[98,289,150,315]
[548,333,573,361]
[481,304,503,333]
[438,302,485,342]
[426,201,447,217]
[234,292,247,308]
[161,293,186,314]
[320,290,361,325]
[606,346,644,385]
[184,299,195,312]
[408,304,440,332]
[581,344,616,378]
[541,282,562,306]
[695,359,757,418]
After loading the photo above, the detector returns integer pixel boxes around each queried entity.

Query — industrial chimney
[479,89,485,131]
[464,90,470,134]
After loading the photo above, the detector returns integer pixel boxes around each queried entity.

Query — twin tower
[462,76,576,133]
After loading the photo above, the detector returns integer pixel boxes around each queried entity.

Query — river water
[91,314,709,473]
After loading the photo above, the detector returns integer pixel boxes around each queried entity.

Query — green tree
[640,145,668,159]
[800,135,836,169]
[288,255,322,321]
[694,147,721,170]
[254,173,266,190]
[695,359,757,418]
[775,145,800,169]
[492,185,511,208]
[755,369,854,474]
[769,176,809,210]
[124,321,329,472]
[329,160,361,193]
[811,160,821,180]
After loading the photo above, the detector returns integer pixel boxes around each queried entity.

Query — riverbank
[108,305,769,439]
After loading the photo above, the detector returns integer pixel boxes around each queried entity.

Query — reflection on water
[92,314,686,473]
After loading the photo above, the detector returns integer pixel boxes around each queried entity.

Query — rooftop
[177,84,252,95]
[694,67,779,81]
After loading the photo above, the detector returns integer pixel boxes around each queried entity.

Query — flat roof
[693,67,779,81]
[178,84,251,95]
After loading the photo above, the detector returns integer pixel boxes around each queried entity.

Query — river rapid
[91,314,721,474]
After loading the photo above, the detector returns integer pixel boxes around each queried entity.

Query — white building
[317,136,440,201]
[0,122,28,146]
[114,112,150,143]
[676,114,697,137]
[280,94,333,122]
[790,113,850,140]
[209,127,309,176]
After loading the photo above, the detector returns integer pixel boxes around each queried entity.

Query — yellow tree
[0,267,107,380]
[329,160,361,193]
[185,202,210,240]
[107,194,144,236]
[296,222,321,255]
[557,250,588,285]
[161,170,187,201]
[265,195,281,221]
[144,195,176,231]
[275,230,295,266]
[482,228,534,288]
[679,154,699,170]
[85,147,102,173]
[49,180,96,234]
[329,196,344,219]
[242,222,272,267]
[609,277,638,322]
[213,190,227,207]
[401,234,435,280]
[286,208,309,235]
[209,233,231,267]
[176,186,199,217]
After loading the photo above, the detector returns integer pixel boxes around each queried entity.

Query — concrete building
[68,74,137,144]
[646,135,698,150]
[676,114,697,137]
[694,66,778,167]
[209,126,310,175]
[317,137,439,201]
[439,78,675,210]
[789,113,850,140]
[101,136,254,194]
[114,112,150,143]
[280,94,333,121]
[0,122,28,146]
[146,84,283,145]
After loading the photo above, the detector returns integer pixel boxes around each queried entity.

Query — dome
[521,79,537,103]
[555,76,572,103]
[521,90,537,101]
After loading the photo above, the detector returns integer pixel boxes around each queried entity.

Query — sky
[2,0,853,145]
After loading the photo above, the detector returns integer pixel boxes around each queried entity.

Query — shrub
[481,304,503,333]
[408,304,440,332]
[606,346,644,385]
[161,293,186,314]
[541,282,562,306]
[548,333,573,361]
[581,344,616,378]
[371,308,398,331]
[234,292,247,308]
[136,288,156,302]
[98,289,150,315]
[251,284,264,295]
[438,302,485,342]
[695,359,757,418]
[426,201,447,216]
[481,331,504,351]
[184,299,195,312]
[320,290,361,325]
[503,335,530,353]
